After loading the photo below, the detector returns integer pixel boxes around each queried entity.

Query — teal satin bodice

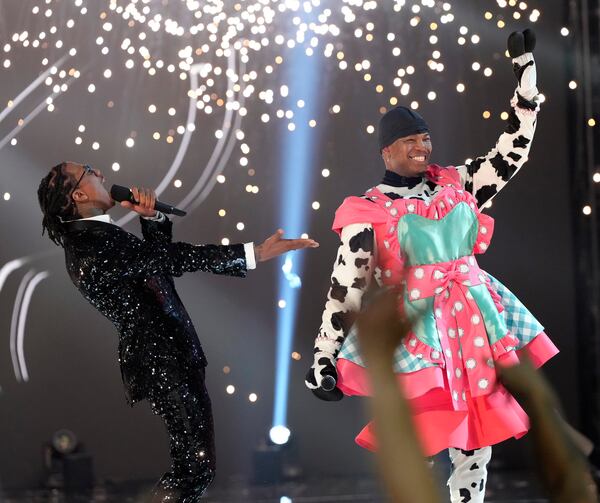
[397,202,479,266]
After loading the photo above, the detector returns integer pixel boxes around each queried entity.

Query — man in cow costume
[306,29,559,502]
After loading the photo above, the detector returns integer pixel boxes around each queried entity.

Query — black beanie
[378,106,430,151]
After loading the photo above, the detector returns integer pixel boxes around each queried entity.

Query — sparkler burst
[3,0,544,207]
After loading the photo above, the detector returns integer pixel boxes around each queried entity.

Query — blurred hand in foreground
[498,356,597,503]
[355,285,441,503]
[497,354,558,408]
[356,286,411,364]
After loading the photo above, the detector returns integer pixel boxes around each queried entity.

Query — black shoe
[179,470,215,502]
[150,470,215,503]
[150,472,182,502]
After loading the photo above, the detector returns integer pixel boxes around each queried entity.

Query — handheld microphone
[110,184,187,217]
[321,374,337,392]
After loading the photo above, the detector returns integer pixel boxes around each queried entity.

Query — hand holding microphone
[110,184,187,217]
[114,186,156,218]
[321,373,337,392]
[305,352,344,402]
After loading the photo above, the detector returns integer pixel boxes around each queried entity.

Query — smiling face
[64,162,114,214]
[381,132,432,177]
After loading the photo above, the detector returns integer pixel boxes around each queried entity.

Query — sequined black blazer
[61,217,247,404]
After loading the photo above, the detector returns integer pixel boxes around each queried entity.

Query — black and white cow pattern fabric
[448,447,492,503]
[458,52,539,208]
[305,223,376,391]
[512,52,538,101]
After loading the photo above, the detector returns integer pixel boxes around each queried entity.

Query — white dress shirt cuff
[142,211,166,223]
[244,242,256,270]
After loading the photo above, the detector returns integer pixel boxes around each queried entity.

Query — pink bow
[405,255,485,301]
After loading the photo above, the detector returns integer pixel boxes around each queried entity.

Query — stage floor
[0,471,550,502]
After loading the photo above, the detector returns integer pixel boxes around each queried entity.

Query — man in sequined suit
[37,162,318,502]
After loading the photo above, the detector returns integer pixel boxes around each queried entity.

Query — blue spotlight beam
[272,44,320,432]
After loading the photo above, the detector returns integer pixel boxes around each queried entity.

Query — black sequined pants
[148,371,216,503]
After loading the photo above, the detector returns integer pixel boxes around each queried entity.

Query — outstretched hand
[254,229,319,262]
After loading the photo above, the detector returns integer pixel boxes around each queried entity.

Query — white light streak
[10,270,36,382]
[16,271,50,382]
[0,54,69,125]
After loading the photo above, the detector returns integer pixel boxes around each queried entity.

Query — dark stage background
[0,0,581,492]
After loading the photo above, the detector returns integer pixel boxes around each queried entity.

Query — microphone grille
[110,184,132,203]
[321,374,336,392]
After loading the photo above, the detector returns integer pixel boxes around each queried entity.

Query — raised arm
[457,29,540,208]
[119,189,317,279]
[305,223,375,400]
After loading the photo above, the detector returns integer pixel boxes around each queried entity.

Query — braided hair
[37,162,81,246]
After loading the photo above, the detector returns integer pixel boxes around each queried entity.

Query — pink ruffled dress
[333,165,558,456]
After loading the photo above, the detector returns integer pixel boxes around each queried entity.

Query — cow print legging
[448,446,492,503]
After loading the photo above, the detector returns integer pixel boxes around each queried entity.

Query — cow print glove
[507,29,538,101]
[305,352,344,401]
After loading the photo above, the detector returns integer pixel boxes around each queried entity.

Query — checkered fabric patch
[486,273,545,347]
[338,325,437,373]
[338,275,546,373]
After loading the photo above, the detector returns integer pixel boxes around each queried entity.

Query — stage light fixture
[269,425,291,445]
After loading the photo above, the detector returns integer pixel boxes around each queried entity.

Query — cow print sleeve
[457,56,540,208]
[313,223,375,359]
